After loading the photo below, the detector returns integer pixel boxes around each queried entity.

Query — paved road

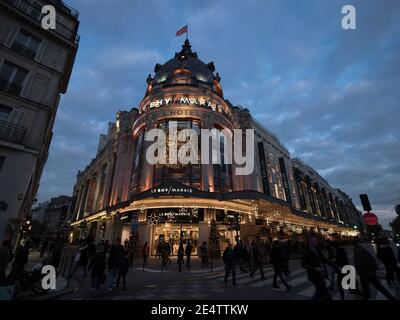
[14,247,399,300]
[62,257,398,301]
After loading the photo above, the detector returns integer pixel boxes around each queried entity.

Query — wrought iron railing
[0,120,26,144]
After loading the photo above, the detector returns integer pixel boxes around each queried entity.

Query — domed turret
[146,40,223,96]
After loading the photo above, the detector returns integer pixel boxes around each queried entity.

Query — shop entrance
[153,223,199,255]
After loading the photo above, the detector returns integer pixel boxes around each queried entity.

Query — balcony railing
[0,120,26,144]
[0,78,23,96]
[3,0,80,44]
[11,42,37,60]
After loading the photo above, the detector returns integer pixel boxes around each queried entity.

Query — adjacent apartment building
[0,0,79,242]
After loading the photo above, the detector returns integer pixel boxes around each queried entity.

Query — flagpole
[186,22,189,41]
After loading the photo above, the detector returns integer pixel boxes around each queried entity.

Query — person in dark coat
[164,241,171,265]
[0,240,11,285]
[376,238,400,286]
[200,242,209,267]
[71,241,88,278]
[107,244,121,291]
[9,242,29,280]
[89,244,106,292]
[250,241,265,280]
[156,241,162,259]
[117,248,129,290]
[223,242,236,285]
[40,239,48,257]
[301,236,335,300]
[141,241,150,271]
[185,241,193,272]
[270,240,291,290]
[280,240,291,276]
[332,241,348,300]
[177,243,185,272]
[353,241,396,300]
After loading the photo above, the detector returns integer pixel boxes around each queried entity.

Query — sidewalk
[1,250,81,300]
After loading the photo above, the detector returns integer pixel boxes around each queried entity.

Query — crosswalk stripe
[287,273,309,287]
[236,270,275,285]
[203,273,225,280]
[251,269,305,288]
[217,272,249,281]
[298,285,315,297]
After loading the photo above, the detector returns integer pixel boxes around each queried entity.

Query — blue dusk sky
[37,0,400,228]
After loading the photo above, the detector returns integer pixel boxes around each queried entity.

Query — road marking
[288,273,309,287]
[133,268,170,273]
[297,285,315,297]
[236,270,275,285]
[251,269,304,288]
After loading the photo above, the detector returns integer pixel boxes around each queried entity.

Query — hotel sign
[140,95,231,117]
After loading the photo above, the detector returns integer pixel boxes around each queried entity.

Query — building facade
[69,40,358,255]
[0,0,79,242]
[31,199,48,223]
[42,195,71,234]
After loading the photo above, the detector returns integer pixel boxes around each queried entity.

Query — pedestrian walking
[117,248,129,290]
[89,244,106,292]
[9,242,29,281]
[164,241,172,265]
[301,236,335,300]
[107,244,121,291]
[200,242,209,267]
[39,238,48,257]
[141,241,150,271]
[71,241,88,278]
[324,240,336,290]
[0,240,11,285]
[250,241,265,280]
[354,241,396,300]
[177,243,185,272]
[376,238,400,286]
[185,241,193,272]
[332,241,349,300]
[223,242,236,285]
[270,240,292,290]
[281,240,291,276]
[156,241,162,260]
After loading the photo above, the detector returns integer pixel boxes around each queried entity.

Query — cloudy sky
[37,0,400,228]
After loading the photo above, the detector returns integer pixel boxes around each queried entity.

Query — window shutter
[4,24,20,48]
[34,40,47,63]
[20,71,35,98]
[9,108,25,126]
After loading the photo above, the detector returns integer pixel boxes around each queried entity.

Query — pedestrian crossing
[190,266,398,300]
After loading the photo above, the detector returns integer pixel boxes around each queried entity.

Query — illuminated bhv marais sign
[140,95,231,116]
[150,186,193,195]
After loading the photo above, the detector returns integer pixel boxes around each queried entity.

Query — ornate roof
[147,40,222,95]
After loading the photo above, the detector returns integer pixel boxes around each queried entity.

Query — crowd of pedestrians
[1,232,399,300]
